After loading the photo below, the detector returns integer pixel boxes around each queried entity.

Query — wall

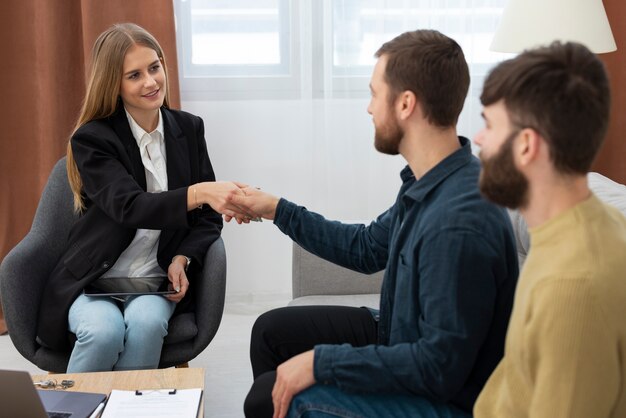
[183,97,484,300]
[594,0,626,183]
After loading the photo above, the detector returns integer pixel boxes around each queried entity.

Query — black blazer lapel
[110,107,148,191]
[159,108,192,253]
[162,108,191,191]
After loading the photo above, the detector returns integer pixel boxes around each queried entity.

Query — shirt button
[102,261,110,269]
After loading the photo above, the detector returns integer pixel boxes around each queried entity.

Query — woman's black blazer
[37,105,223,350]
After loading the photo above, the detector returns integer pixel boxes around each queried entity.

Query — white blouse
[101,109,168,278]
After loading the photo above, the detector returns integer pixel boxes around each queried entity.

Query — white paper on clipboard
[100,388,202,418]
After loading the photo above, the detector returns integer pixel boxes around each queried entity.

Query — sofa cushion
[589,172,626,213]
[288,294,380,309]
[508,172,626,266]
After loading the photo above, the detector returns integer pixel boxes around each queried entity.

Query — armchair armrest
[159,236,226,368]
[194,236,226,345]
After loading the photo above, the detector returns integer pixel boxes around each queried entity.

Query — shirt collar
[401,136,473,202]
[125,108,164,146]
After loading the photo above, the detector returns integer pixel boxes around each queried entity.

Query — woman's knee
[124,296,173,337]
[74,317,125,350]
[125,312,169,338]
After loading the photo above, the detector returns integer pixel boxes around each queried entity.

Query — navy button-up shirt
[274,137,518,412]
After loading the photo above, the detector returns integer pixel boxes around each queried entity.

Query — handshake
[194,181,280,224]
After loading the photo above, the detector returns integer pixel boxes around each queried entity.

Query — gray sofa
[289,172,626,308]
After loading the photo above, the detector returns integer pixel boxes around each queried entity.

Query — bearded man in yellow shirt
[473,41,626,418]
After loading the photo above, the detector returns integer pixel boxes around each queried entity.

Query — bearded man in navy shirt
[232,29,519,418]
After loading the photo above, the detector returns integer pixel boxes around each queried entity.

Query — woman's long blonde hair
[67,23,171,212]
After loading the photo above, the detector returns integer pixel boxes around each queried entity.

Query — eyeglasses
[33,378,75,390]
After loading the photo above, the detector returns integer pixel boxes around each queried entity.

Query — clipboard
[100,388,203,418]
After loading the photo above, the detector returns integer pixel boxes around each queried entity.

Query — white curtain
[176,0,509,299]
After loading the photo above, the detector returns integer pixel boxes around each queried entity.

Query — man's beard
[374,115,403,155]
[479,132,529,209]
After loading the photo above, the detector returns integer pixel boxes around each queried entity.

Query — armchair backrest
[0,157,77,368]
[31,157,77,262]
[292,243,384,299]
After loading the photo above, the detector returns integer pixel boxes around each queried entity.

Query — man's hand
[226,185,280,222]
[196,181,254,223]
[166,256,189,303]
[272,350,316,418]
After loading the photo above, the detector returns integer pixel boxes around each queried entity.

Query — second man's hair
[481,41,610,175]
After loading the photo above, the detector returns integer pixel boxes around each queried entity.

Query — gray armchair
[0,157,226,371]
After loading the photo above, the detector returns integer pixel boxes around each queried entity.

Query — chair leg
[175,362,189,368]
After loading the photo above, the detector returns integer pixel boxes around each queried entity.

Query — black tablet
[84,276,176,297]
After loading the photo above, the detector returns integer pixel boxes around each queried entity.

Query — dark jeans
[245,306,377,418]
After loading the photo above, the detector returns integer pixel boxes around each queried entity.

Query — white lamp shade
[491,0,617,53]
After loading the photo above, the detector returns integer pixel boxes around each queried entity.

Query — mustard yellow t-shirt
[475,195,626,418]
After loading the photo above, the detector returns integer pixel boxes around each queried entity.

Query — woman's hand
[166,256,189,303]
[192,181,256,223]
[226,186,280,221]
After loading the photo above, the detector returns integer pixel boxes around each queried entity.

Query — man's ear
[517,128,542,167]
[397,90,417,120]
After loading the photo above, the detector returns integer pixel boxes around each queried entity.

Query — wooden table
[32,368,205,417]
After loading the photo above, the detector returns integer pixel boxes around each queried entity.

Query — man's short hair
[375,30,470,128]
[481,41,610,175]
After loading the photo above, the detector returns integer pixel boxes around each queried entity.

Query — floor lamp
[490,0,616,54]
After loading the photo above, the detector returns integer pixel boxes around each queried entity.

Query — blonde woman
[37,23,245,372]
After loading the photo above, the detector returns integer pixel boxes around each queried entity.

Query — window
[174,0,509,100]
[326,0,509,96]
[174,0,299,99]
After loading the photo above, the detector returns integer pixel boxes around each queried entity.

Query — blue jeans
[287,384,472,418]
[67,293,175,372]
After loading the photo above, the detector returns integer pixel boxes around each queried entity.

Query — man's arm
[314,226,503,400]
[231,190,391,274]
